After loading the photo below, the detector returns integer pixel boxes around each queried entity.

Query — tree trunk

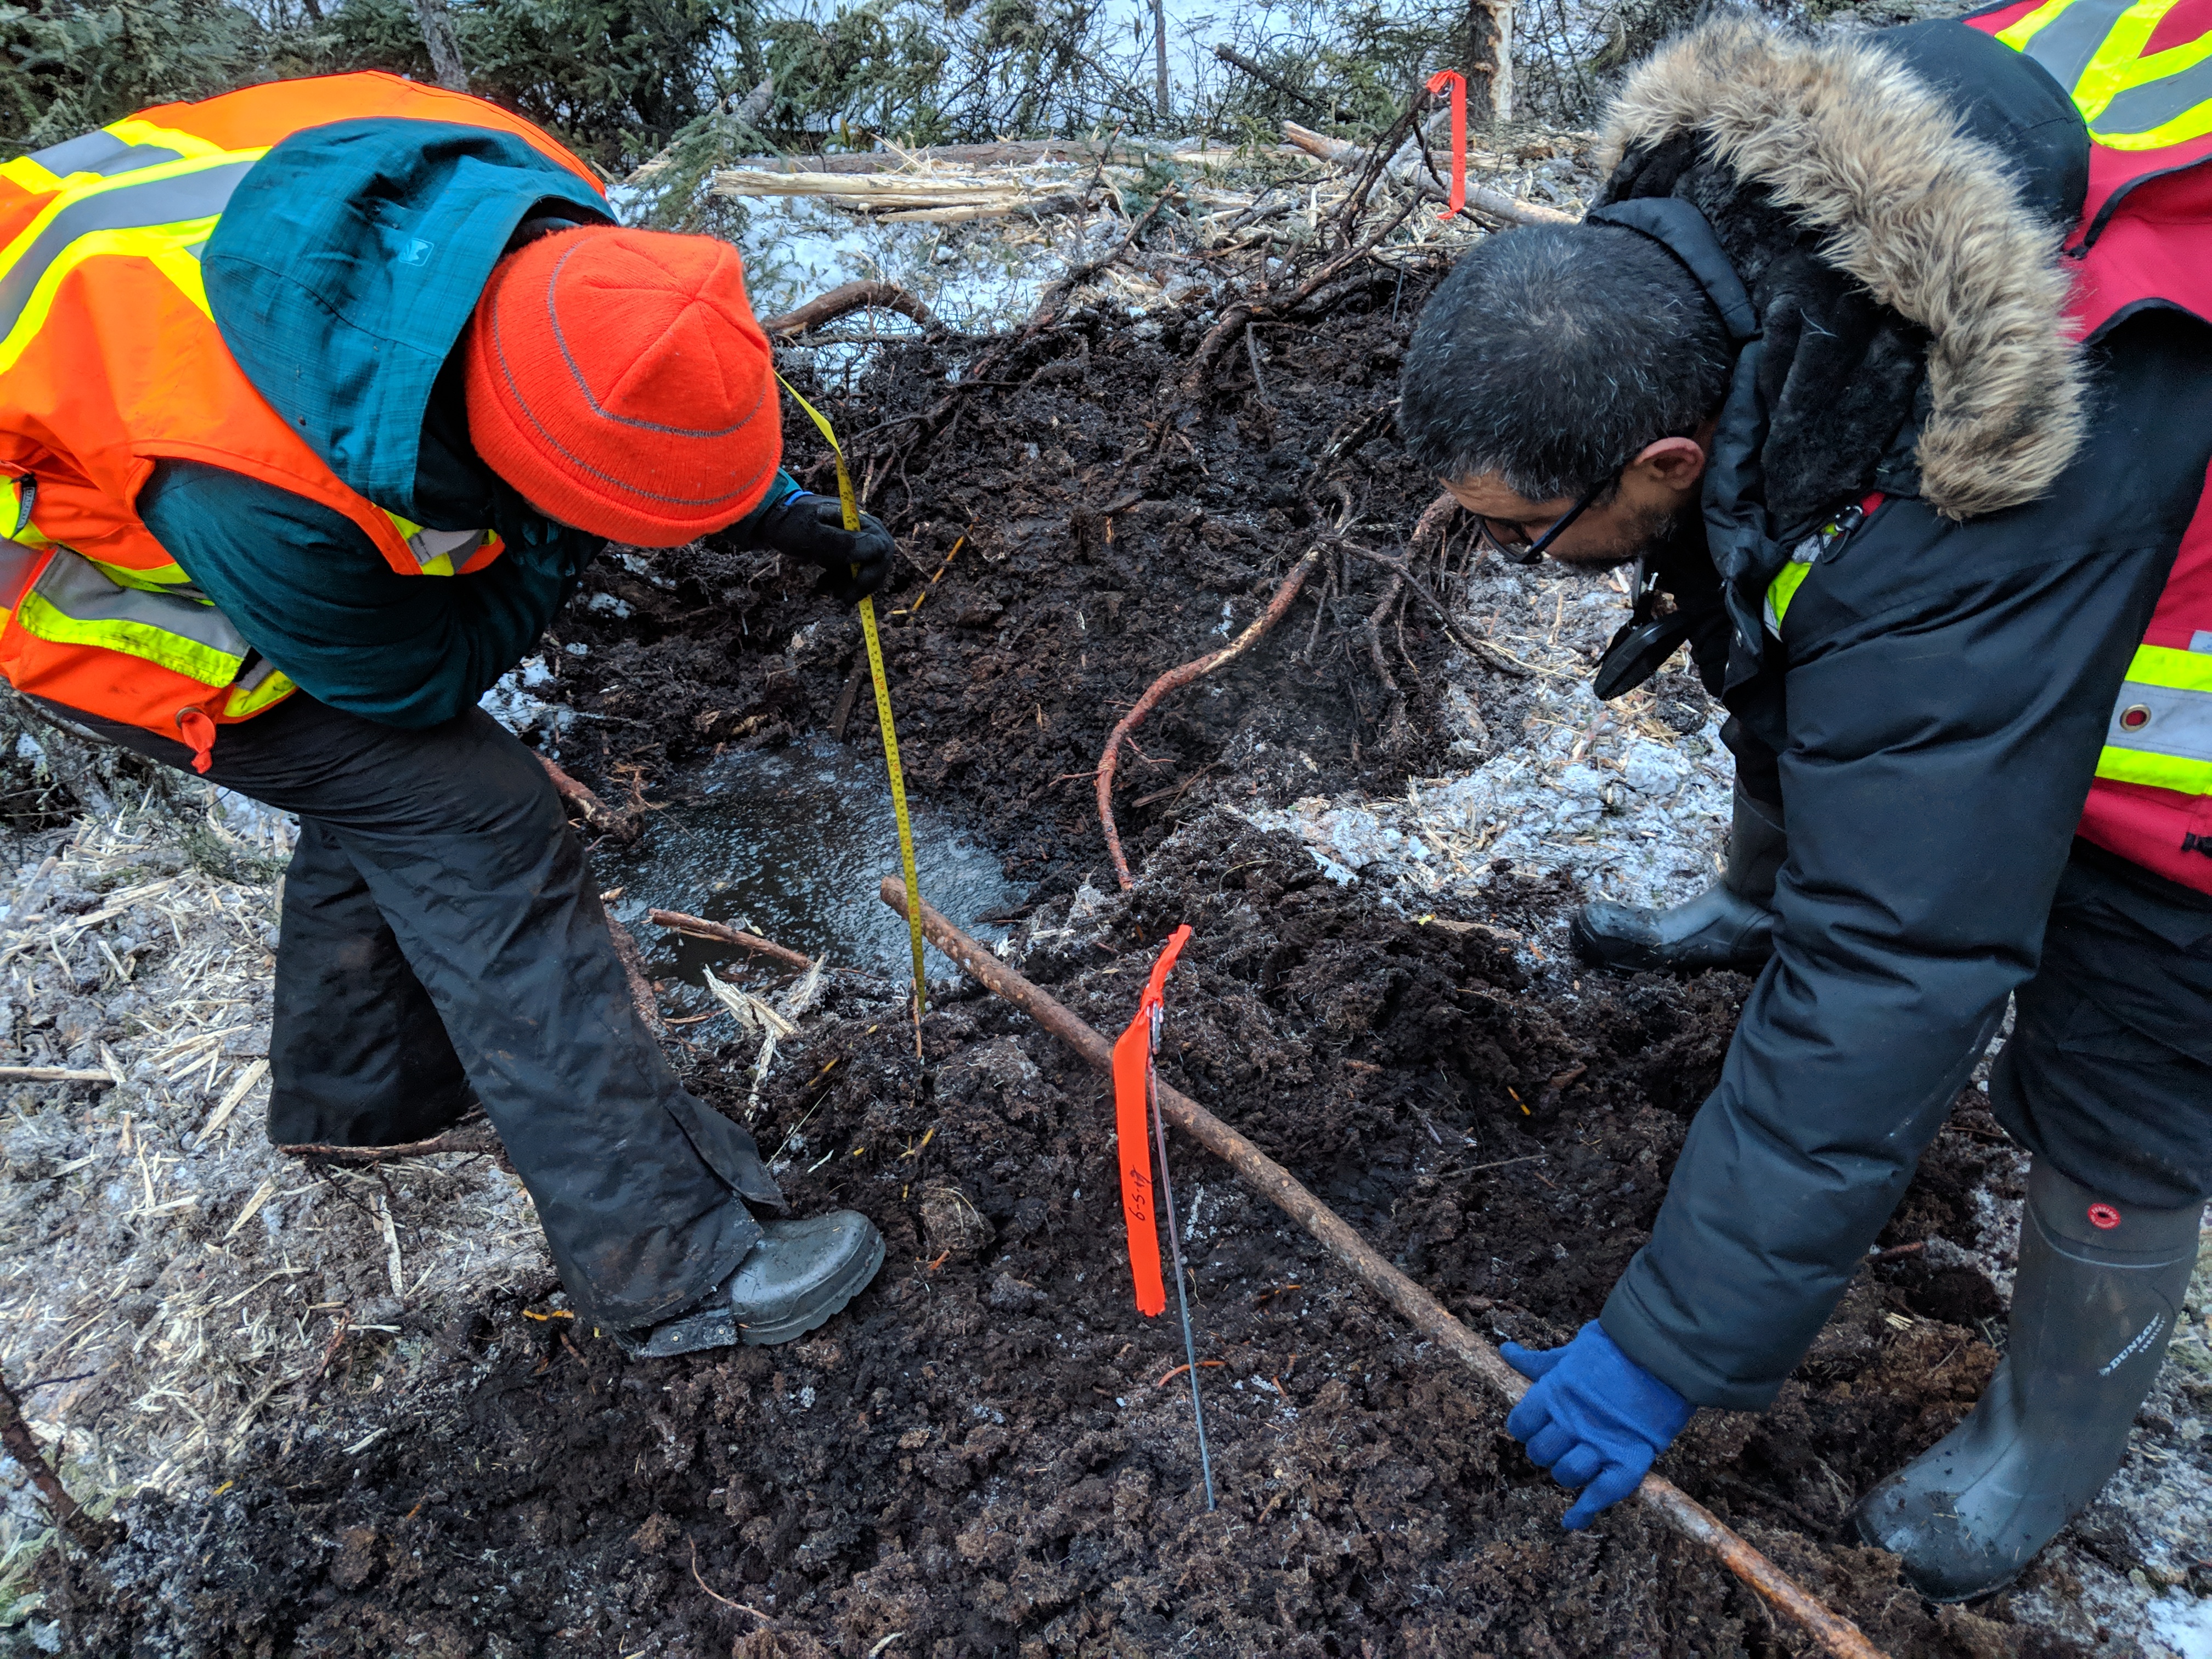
[1464,0,1513,124]
[414,0,468,92]
[1152,0,1171,120]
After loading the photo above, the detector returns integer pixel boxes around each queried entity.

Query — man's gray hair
[1397,225,1735,503]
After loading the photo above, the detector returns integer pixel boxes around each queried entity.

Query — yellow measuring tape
[776,375,928,1052]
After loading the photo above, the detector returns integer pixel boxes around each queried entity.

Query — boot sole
[739,1228,887,1346]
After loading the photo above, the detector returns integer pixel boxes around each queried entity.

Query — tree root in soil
[647,909,814,970]
[1096,545,1324,889]
[0,1361,120,1548]
[537,753,644,843]
[878,876,1897,1659]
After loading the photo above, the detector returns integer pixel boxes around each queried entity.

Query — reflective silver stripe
[232,656,285,693]
[0,540,43,610]
[2106,680,2212,763]
[31,545,251,663]
[0,159,256,342]
[2093,50,2212,136]
[28,130,185,179]
[2193,630,2212,653]
[405,525,486,567]
[2016,0,2130,98]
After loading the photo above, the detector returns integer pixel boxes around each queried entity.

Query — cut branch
[1097,546,1323,888]
[875,879,1896,1659]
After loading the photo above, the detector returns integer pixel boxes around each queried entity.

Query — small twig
[1156,1359,1226,1387]
[279,1121,503,1164]
[0,1066,113,1084]
[647,909,814,970]
[690,1537,774,1620]
[1097,545,1324,888]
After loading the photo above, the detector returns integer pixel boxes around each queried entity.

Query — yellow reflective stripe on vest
[14,544,248,686]
[83,553,198,594]
[0,149,263,376]
[2094,641,2212,793]
[1766,560,1814,633]
[383,511,490,577]
[1997,0,2212,149]
[224,658,295,718]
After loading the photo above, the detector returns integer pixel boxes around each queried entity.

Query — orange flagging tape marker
[1111,924,1192,1314]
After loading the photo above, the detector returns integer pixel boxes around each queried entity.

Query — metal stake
[1148,1003,1215,1511]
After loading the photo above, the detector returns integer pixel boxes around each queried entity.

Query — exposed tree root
[0,1359,120,1547]
[1096,545,1324,889]
[760,280,944,340]
[537,754,644,843]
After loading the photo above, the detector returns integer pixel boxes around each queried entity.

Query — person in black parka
[1395,13,2212,1599]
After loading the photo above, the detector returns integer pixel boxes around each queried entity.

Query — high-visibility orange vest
[0,74,602,768]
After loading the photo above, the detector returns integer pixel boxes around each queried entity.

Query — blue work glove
[1500,1321,1693,1529]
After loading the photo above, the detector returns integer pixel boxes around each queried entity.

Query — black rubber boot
[1853,1160,2203,1601]
[1571,784,1786,972]
[617,1211,887,1358]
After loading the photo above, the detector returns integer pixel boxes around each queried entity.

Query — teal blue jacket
[143,116,794,728]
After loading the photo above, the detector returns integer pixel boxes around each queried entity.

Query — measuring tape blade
[777,375,929,1024]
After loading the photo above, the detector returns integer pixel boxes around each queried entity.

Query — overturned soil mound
[41,266,2077,1658]
[52,811,2050,1658]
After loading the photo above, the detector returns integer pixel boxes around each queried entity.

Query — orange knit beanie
[462,225,782,547]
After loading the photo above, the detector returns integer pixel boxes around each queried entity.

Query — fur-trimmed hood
[1598,15,2090,520]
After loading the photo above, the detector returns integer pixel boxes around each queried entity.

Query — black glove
[754,492,895,605]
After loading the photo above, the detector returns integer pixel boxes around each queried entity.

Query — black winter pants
[1990,846,2212,1211]
[43,692,782,1329]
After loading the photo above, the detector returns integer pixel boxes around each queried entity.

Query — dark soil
[540,251,1494,904]
[41,267,2080,1657]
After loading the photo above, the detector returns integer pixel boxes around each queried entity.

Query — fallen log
[1096,545,1323,888]
[876,875,1895,1659]
[1282,119,1575,227]
[647,909,815,971]
[763,280,945,340]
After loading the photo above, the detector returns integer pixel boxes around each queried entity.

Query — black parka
[1583,19,2212,1408]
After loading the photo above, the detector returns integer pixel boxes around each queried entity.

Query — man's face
[1441,432,1713,571]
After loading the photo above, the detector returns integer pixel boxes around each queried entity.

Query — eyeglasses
[1470,471,1619,566]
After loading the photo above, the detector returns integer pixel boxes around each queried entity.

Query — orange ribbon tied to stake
[1110,922,1215,1509]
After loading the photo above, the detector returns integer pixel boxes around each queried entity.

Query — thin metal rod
[1149,1029,1215,1510]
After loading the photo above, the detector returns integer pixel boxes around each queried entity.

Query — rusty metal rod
[878,877,1892,1659]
